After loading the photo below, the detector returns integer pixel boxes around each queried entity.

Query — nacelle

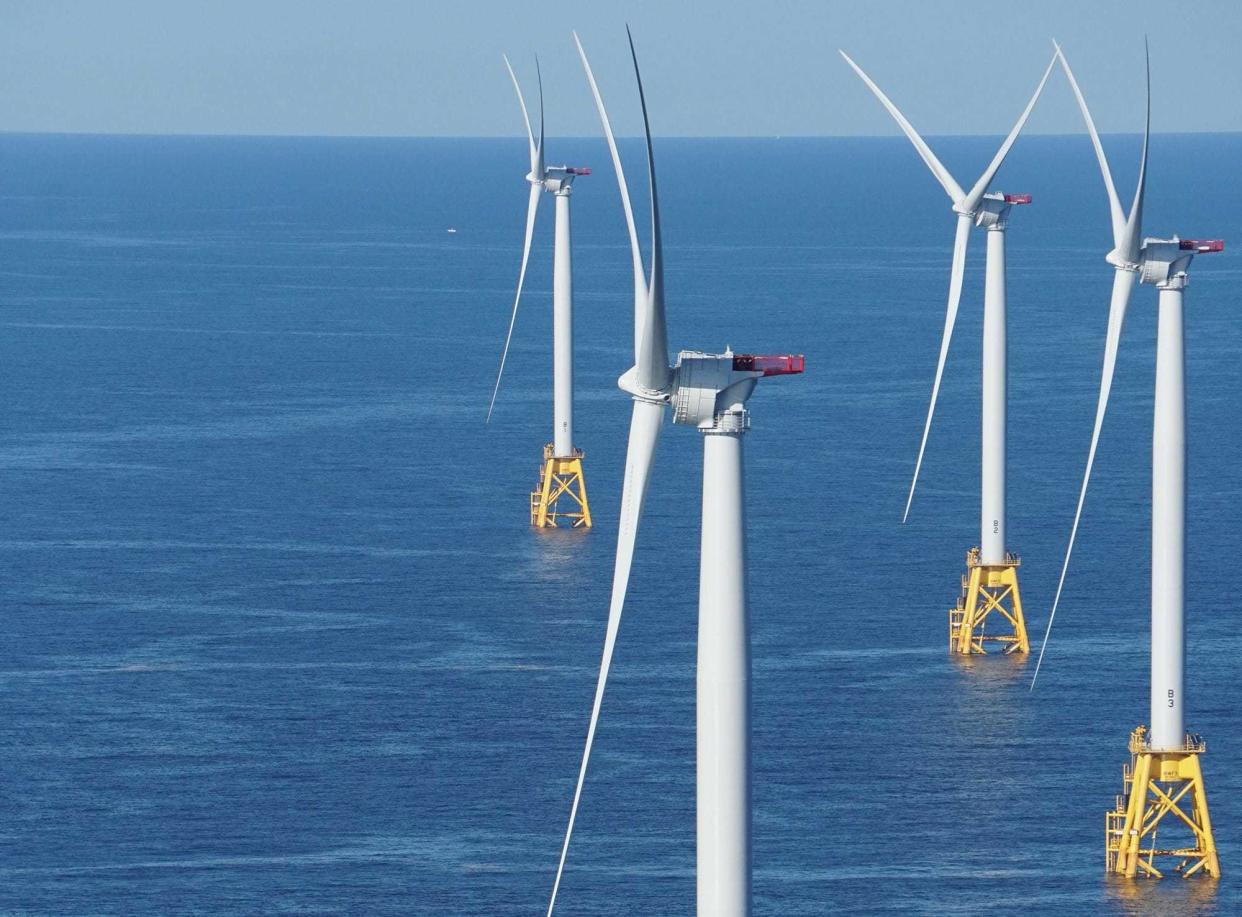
[671,350,803,428]
[542,165,588,193]
[975,192,1024,229]
[1140,236,1207,287]
[672,351,754,428]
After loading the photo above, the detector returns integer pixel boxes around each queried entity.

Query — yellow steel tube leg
[1120,752,1152,877]
[535,452,555,527]
[1003,567,1029,653]
[955,565,982,654]
[1187,756,1221,878]
[573,456,592,528]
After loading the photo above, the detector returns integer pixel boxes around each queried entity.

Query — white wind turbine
[841,50,1055,654]
[1033,41,1223,879]
[544,29,804,917]
[488,56,594,528]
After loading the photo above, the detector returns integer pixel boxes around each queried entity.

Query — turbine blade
[1117,40,1150,265]
[535,56,546,177]
[503,54,539,176]
[1055,42,1125,247]
[545,398,665,915]
[627,27,671,394]
[1031,268,1137,688]
[839,50,965,204]
[903,213,972,522]
[574,31,649,364]
[961,52,1057,213]
[486,183,541,422]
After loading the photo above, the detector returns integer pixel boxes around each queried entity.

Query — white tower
[488,58,593,528]
[1035,43,1223,880]
[542,32,805,917]
[841,51,1054,654]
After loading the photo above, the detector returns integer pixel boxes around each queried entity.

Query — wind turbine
[543,30,804,917]
[1033,42,1222,879]
[488,55,594,528]
[840,50,1056,655]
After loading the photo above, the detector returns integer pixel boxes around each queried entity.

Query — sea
[0,130,1239,915]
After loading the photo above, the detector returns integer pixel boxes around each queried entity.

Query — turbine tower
[1034,42,1222,879]
[488,56,594,528]
[544,30,804,917]
[840,50,1055,655]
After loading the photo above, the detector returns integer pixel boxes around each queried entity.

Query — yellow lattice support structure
[1105,726,1220,879]
[530,444,592,529]
[947,547,1029,655]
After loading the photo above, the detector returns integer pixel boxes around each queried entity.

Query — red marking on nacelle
[732,353,805,376]
[1004,194,1032,205]
[566,167,592,175]
[1180,239,1224,253]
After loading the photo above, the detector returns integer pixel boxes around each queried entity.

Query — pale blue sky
[0,0,1237,137]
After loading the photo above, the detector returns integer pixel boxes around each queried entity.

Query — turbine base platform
[947,547,1029,655]
[1105,726,1220,879]
[530,444,592,529]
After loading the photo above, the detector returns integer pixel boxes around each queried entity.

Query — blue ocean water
[0,130,1239,915]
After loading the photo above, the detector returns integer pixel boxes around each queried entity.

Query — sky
[0,0,1237,138]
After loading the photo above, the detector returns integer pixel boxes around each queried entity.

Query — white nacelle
[1140,237,1195,288]
[974,192,1012,230]
[671,350,760,429]
[542,167,577,194]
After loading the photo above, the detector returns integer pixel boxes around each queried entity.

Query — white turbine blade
[960,52,1058,213]
[1055,42,1125,246]
[535,56,546,178]
[626,27,671,394]
[903,213,972,522]
[839,50,965,204]
[546,398,665,915]
[574,31,649,362]
[503,54,539,176]
[1117,40,1150,266]
[486,182,541,422]
[1031,268,1137,688]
